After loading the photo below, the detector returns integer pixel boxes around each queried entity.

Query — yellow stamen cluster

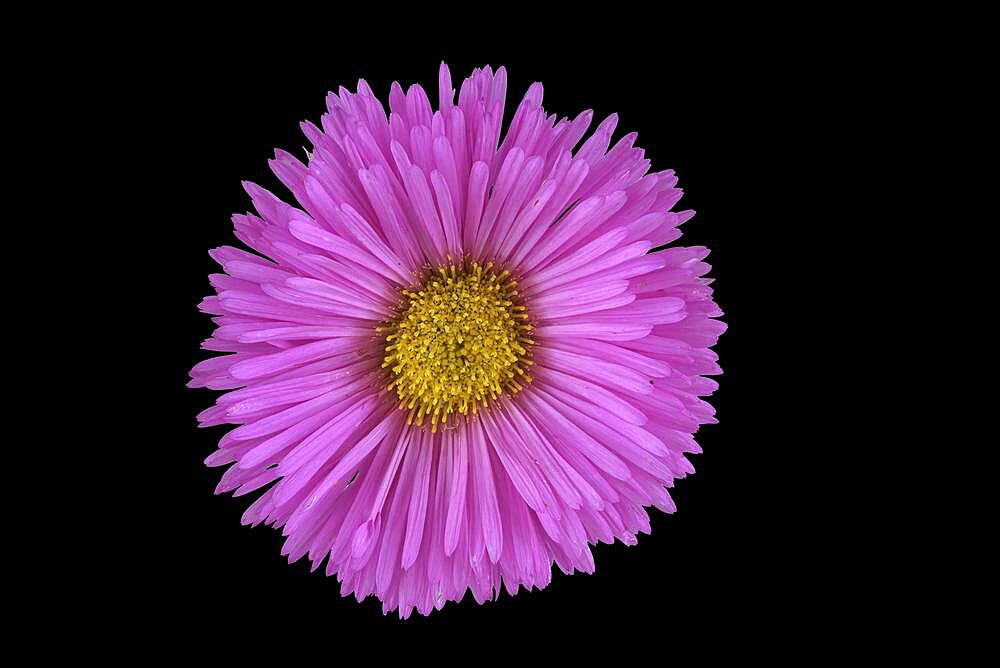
[379,260,533,431]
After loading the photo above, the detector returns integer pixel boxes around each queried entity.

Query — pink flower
[190,63,724,617]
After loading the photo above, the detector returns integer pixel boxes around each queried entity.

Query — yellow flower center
[379,260,533,431]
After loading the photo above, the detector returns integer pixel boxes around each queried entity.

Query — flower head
[190,63,724,617]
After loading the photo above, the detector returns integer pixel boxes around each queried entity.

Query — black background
[129,31,824,642]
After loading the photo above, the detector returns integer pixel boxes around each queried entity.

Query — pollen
[378,260,534,431]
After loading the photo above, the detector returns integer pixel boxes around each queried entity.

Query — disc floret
[379,260,533,431]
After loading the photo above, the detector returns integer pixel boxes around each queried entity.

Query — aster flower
[190,63,724,617]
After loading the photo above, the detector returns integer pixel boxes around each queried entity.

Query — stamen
[378,260,533,431]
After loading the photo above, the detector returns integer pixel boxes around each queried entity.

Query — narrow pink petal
[401,431,434,570]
